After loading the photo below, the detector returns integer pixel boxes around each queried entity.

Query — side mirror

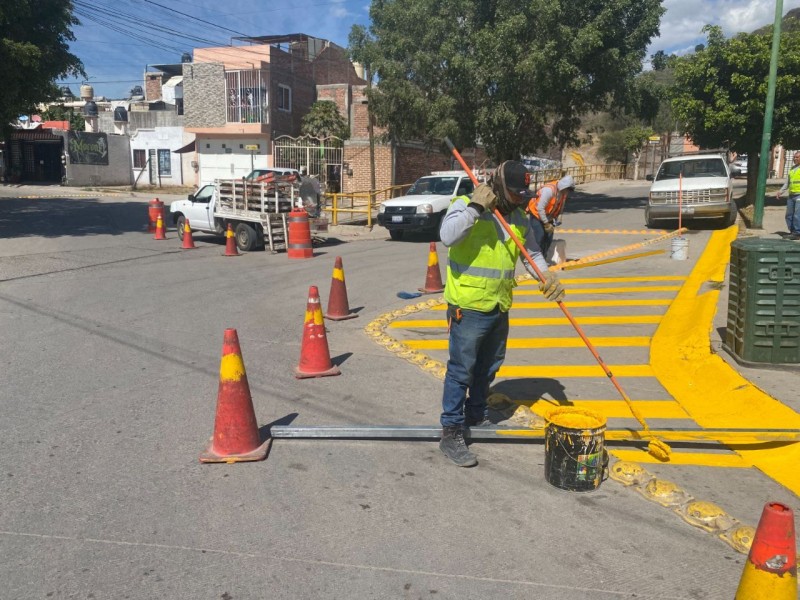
[188,194,195,201]
[645,174,654,182]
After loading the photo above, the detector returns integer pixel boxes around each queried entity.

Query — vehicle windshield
[655,158,728,180]
[407,176,460,196]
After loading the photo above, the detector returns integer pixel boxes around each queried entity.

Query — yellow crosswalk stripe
[390,316,662,328]
[520,276,687,285]
[430,299,672,310]
[402,336,651,349]
[498,364,654,377]
[609,450,751,468]
[515,286,681,295]
[523,399,690,419]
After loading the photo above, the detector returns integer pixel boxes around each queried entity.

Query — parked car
[645,154,736,228]
[729,155,748,178]
[377,171,478,240]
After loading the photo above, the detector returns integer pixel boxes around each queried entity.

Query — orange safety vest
[527,181,567,222]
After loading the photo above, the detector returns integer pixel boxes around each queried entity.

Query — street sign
[245,144,259,151]
[648,135,661,142]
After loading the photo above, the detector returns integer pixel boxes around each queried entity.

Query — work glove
[543,221,555,235]
[539,271,565,302]
[471,184,498,213]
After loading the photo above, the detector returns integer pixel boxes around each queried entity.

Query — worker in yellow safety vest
[437,160,565,467]
[777,151,800,240]
[527,175,575,258]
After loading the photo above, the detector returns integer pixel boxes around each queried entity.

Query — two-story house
[182,33,365,185]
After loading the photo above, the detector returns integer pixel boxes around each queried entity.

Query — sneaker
[439,426,477,467]
[788,233,800,240]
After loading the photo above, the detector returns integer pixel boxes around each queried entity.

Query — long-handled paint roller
[444,137,672,461]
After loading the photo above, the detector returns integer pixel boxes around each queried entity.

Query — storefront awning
[173,140,195,154]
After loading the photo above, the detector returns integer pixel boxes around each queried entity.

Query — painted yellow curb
[650,226,800,495]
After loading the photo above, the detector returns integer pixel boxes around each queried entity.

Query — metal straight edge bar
[270,425,800,444]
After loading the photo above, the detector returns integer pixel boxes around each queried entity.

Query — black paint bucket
[544,408,608,492]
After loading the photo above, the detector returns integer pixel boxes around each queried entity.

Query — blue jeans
[440,305,509,427]
[786,195,800,234]
[529,218,552,257]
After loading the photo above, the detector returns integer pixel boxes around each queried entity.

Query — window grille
[225,70,269,124]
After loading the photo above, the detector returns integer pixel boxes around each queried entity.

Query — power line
[139,0,249,37]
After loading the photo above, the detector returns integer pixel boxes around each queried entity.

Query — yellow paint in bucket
[545,407,608,492]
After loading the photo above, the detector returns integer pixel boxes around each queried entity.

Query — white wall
[130,126,186,186]
[196,136,269,185]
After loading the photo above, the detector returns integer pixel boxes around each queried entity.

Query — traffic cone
[181,219,196,249]
[325,256,357,321]
[154,215,167,240]
[419,241,444,293]
[224,223,239,257]
[735,502,797,599]
[200,328,270,463]
[295,285,341,379]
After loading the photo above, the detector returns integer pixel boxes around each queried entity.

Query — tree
[599,124,653,179]
[671,25,800,203]
[300,101,350,141]
[0,0,84,134]
[41,104,84,131]
[651,50,668,70]
[350,0,665,161]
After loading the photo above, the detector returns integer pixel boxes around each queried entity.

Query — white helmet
[557,175,575,191]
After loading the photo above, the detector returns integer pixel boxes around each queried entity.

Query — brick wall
[311,45,366,86]
[342,141,392,193]
[268,63,316,137]
[183,62,226,128]
[316,84,350,121]
[145,73,163,101]
[350,85,387,141]
[394,144,453,187]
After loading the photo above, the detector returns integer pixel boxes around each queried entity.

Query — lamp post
[753,0,784,229]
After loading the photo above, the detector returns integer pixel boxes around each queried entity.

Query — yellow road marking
[609,450,751,468]
[515,286,681,295]
[498,364,654,378]
[391,315,661,328]
[650,226,800,495]
[522,399,690,419]
[402,336,651,350]
[521,276,687,285]
[430,299,672,310]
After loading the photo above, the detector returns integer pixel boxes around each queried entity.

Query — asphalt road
[0,180,791,599]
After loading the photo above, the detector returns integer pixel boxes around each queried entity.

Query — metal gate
[272,135,343,193]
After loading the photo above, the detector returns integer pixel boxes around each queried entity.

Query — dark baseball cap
[497,160,535,204]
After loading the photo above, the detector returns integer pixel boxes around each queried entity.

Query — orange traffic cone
[154,215,167,240]
[200,328,270,463]
[295,285,341,379]
[181,219,196,249]
[735,502,797,598]
[325,256,357,321]
[419,241,444,293]
[224,223,239,257]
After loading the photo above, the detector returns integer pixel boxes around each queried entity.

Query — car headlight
[650,192,668,200]
[379,204,386,214]
[416,204,433,214]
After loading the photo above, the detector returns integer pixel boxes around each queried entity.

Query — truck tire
[175,214,185,241]
[389,229,404,241]
[235,222,257,252]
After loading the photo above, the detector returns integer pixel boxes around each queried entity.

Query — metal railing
[323,164,625,226]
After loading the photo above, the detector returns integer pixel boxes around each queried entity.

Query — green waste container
[723,237,800,366]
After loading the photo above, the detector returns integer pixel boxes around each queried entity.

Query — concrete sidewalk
[712,200,800,416]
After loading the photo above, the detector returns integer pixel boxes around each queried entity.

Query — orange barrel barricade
[147,198,164,233]
[287,208,313,259]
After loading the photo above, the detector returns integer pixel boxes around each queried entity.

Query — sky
[59,0,800,101]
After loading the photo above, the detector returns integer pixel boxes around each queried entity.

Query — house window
[225,70,268,124]
[133,149,146,169]
[278,84,291,112]
[157,149,171,176]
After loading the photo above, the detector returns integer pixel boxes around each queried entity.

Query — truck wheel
[235,223,257,252]
[175,215,185,241]
[644,208,656,229]
[389,229,404,241]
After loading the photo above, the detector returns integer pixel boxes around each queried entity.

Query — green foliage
[300,101,350,141]
[41,104,84,131]
[350,0,665,161]
[599,124,653,163]
[0,0,84,135]
[671,25,800,154]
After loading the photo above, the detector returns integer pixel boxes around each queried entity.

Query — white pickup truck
[169,177,296,252]
[377,170,480,240]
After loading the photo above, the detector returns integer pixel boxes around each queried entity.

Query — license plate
[391,216,403,223]
[681,206,695,214]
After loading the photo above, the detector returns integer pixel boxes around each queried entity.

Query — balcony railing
[225,70,268,124]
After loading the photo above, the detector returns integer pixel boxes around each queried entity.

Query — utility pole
[753,0,784,229]
[366,65,377,196]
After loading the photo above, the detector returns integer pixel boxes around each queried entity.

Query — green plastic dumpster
[723,237,800,366]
